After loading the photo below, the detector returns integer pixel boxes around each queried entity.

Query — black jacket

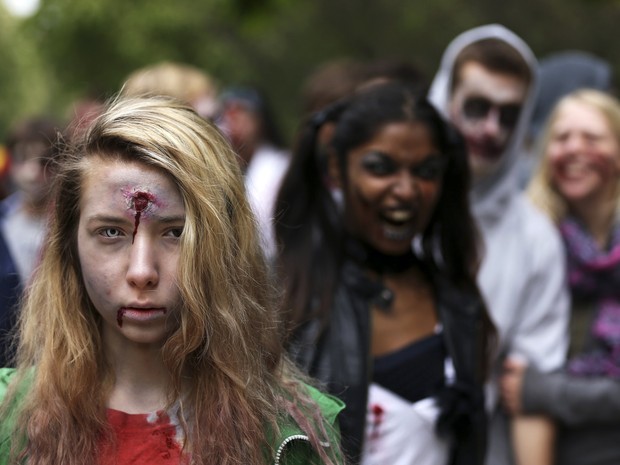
[288,259,488,465]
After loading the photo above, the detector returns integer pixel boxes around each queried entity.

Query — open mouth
[380,209,415,241]
[468,138,503,160]
[563,162,587,177]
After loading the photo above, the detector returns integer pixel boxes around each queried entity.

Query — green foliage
[2,0,620,143]
[0,6,49,139]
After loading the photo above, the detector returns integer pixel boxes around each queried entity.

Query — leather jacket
[288,259,488,465]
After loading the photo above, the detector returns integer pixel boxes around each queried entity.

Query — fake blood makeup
[117,309,126,327]
[116,188,161,327]
[130,191,155,243]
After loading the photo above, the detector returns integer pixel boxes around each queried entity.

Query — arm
[522,367,620,426]
[508,204,570,373]
[501,359,555,465]
[504,208,570,465]
[511,416,555,465]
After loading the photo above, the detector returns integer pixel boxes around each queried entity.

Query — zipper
[273,434,310,465]
[273,434,331,465]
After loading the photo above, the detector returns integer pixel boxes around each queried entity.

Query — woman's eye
[100,228,123,238]
[413,157,446,180]
[166,228,183,238]
[361,154,396,176]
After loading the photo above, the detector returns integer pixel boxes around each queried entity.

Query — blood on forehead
[121,189,157,243]
[133,191,153,212]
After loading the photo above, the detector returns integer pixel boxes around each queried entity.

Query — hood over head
[428,24,538,218]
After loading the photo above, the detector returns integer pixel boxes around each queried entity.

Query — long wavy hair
[528,88,620,223]
[1,97,339,465]
[275,82,491,358]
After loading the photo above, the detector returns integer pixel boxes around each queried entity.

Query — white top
[244,144,290,259]
[362,383,449,465]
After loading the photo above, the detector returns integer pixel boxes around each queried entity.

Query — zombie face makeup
[121,189,158,243]
[449,61,527,182]
[77,158,185,348]
[547,99,620,209]
[338,121,444,256]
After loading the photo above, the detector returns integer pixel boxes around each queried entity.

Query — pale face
[547,99,620,209]
[449,61,527,181]
[77,158,185,349]
[339,121,444,256]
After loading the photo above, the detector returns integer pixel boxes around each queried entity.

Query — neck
[345,236,417,275]
[569,198,617,249]
[104,331,173,413]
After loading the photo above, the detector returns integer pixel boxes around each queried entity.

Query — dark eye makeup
[412,156,447,180]
[360,151,398,176]
[360,151,446,180]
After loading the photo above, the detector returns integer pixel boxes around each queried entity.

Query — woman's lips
[116,307,167,327]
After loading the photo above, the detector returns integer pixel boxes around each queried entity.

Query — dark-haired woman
[275,82,495,465]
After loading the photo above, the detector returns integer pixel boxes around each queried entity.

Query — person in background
[216,86,290,259]
[359,58,429,94]
[121,61,219,121]
[518,51,614,188]
[0,116,62,367]
[502,89,620,465]
[65,94,106,142]
[428,24,570,465]
[300,58,368,117]
[275,82,494,465]
[0,96,345,465]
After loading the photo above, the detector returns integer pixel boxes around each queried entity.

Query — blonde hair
[2,97,338,465]
[122,62,218,117]
[528,88,620,223]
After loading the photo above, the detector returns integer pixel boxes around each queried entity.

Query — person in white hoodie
[429,24,570,465]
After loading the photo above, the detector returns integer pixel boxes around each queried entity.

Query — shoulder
[247,146,290,176]
[493,195,564,265]
[514,195,560,240]
[0,368,25,461]
[0,368,18,399]
[272,382,345,465]
[303,383,345,426]
[0,367,33,417]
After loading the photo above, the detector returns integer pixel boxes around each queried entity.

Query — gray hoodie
[429,24,570,465]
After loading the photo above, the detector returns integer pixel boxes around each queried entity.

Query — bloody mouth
[116,308,126,327]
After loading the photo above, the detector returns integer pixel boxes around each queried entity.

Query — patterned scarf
[560,217,620,378]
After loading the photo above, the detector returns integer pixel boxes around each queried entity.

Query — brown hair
[451,38,532,92]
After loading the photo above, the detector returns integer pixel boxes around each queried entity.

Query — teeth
[385,210,412,222]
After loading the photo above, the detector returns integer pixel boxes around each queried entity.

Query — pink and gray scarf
[561,217,620,379]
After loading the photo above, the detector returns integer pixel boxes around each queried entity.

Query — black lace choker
[345,237,417,274]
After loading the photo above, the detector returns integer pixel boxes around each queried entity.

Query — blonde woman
[502,89,620,465]
[0,97,344,465]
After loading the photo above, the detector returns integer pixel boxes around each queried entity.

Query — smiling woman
[0,97,345,465]
[500,89,620,465]
[275,82,495,465]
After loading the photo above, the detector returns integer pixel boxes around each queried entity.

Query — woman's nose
[392,171,418,201]
[126,236,159,289]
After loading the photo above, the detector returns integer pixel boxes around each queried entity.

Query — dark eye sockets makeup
[462,97,521,129]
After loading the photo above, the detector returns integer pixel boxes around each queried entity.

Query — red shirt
[100,408,184,465]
